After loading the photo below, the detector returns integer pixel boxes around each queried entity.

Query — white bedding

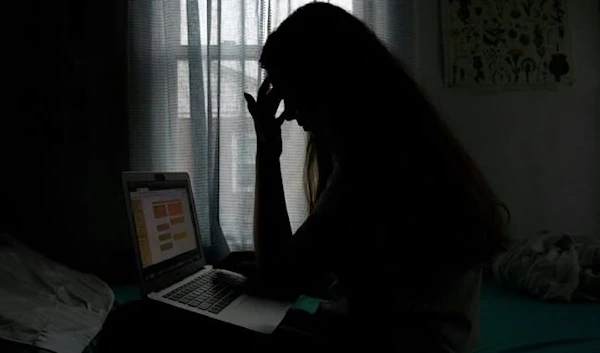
[492,230,599,302]
[0,233,114,353]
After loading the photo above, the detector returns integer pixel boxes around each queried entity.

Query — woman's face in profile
[268,67,342,153]
[268,69,313,131]
[269,68,337,134]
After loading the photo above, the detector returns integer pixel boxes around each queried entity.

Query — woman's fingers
[266,86,283,113]
[245,82,284,122]
[258,77,283,118]
[243,81,284,156]
[243,92,257,115]
[257,76,272,100]
[245,91,285,131]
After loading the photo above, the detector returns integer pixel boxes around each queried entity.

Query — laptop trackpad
[218,295,291,334]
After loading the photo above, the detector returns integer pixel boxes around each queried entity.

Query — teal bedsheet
[110,282,600,353]
[111,285,141,306]
[476,279,600,353]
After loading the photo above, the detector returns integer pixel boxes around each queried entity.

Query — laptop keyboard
[163,270,245,314]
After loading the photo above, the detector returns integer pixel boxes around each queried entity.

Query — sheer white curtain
[127,0,418,257]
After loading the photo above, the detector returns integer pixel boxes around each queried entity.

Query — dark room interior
[2,1,599,352]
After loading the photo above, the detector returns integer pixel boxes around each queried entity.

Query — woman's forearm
[253,152,293,282]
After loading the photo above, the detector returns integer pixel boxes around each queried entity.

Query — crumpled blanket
[0,233,114,353]
[492,230,599,302]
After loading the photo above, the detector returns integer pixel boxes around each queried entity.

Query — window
[133,0,357,251]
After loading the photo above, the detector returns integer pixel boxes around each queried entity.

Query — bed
[107,280,600,353]
[2,230,598,353]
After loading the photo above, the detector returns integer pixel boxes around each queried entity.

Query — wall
[416,0,600,239]
[3,1,133,283]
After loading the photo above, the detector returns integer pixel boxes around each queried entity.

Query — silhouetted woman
[98,3,510,353]
[243,2,510,352]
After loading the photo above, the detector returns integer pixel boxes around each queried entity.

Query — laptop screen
[125,179,203,282]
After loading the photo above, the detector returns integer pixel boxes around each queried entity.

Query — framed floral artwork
[440,0,574,89]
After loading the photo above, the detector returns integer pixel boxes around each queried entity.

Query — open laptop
[121,171,291,334]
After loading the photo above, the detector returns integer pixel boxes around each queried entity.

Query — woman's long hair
[260,2,511,270]
[304,133,333,214]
